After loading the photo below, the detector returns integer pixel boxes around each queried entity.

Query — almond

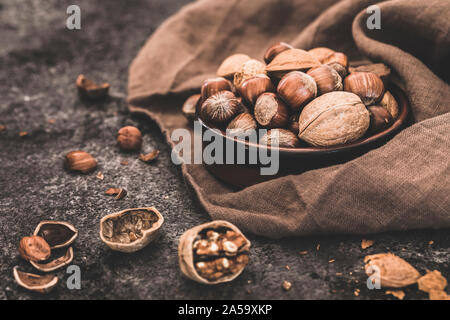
[266,49,320,73]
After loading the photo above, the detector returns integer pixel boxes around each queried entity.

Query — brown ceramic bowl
[198,85,410,188]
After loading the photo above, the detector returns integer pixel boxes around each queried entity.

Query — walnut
[298,91,370,147]
[178,221,251,284]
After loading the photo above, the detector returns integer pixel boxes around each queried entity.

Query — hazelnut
[233,59,266,89]
[348,63,391,83]
[368,105,393,134]
[264,42,293,64]
[322,52,348,68]
[344,72,385,106]
[277,71,317,112]
[200,77,233,102]
[259,129,300,148]
[254,92,290,128]
[298,92,370,147]
[379,91,399,120]
[238,74,275,106]
[328,62,348,78]
[182,94,201,121]
[308,47,336,62]
[217,54,252,79]
[64,150,97,173]
[226,113,257,137]
[117,126,143,151]
[200,91,240,127]
[307,65,343,95]
[19,236,51,262]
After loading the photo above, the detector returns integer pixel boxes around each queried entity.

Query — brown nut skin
[288,113,300,135]
[259,128,301,148]
[182,94,201,121]
[368,105,393,134]
[233,59,266,89]
[200,77,233,103]
[238,74,275,106]
[64,150,97,173]
[344,72,385,106]
[117,126,142,151]
[217,54,252,79]
[328,62,348,78]
[349,63,391,84]
[306,65,343,95]
[308,47,336,63]
[277,71,317,112]
[323,52,348,68]
[226,112,257,137]
[379,91,399,120]
[254,93,290,128]
[264,42,293,64]
[19,236,51,262]
[200,91,240,127]
[178,220,251,285]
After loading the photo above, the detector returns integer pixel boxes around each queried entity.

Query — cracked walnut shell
[100,207,164,252]
[298,92,370,147]
[178,220,251,285]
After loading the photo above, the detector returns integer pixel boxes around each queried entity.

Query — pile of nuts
[178,221,251,284]
[183,43,399,147]
[15,221,78,293]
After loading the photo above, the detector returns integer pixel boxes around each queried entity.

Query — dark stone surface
[0,0,448,300]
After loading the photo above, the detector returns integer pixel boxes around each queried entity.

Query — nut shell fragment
[417,270,447,293]
[76,74,110,100]
[178,220,251,285]
[298,92,370,147]
[33,221,78,249]
[233,59,266,89]
[30,247,74,272]
[100,207,164,253]
[364,253,421,288]
[13,266,58,293]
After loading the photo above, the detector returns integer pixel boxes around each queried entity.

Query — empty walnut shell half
[100,207,164,253]
[13,266,58,293]
[178,220,251,285]
[30,247,74,272]
[34,221,78,249]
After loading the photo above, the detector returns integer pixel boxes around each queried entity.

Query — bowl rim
[197,85,409,155]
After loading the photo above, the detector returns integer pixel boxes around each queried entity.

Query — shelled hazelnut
[344,72,385,106]
[233,59,266,89]
[226,113,257,137]
[19,236,51,262]
[264,42,293,64]
[277,71,317,112]
[254,93,290,128]
[117,126,142,151]
[307,65,343,95]
[64,150,97,173]
[179,221,251,284]
[238,74,275,106]
[260,129,301,148]
[200,91,240,127]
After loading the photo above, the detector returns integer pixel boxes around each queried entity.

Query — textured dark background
[0,0,448,300]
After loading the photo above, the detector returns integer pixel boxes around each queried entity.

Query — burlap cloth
[128,0,450,238]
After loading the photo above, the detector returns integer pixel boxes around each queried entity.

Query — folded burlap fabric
[128,0,450,238]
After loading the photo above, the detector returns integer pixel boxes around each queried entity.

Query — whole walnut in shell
[298,92,370,147]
